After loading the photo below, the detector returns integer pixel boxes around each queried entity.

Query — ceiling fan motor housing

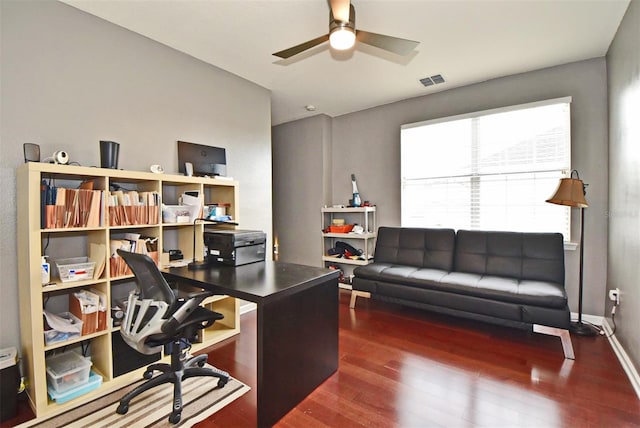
[330,4,356,32]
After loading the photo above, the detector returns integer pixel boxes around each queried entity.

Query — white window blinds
[401,97,572,238]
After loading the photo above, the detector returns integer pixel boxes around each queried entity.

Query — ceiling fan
[273,0,419,59]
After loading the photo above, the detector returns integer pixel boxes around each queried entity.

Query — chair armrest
[160,291,215,336]
[174,288,215,302]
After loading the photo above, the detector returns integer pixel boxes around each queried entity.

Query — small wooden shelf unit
[321,206,376,289]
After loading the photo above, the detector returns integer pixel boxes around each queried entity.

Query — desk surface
[163,261,339,304]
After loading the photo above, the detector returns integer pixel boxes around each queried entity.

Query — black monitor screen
[177,141,227,177]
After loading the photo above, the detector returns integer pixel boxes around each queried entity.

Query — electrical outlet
[609,288,620,305]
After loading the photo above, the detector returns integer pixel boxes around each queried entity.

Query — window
[401,97,572,239]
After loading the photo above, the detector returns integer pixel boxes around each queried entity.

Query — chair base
[116,339,229,424]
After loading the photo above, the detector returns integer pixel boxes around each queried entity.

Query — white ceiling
[60,0,630,126]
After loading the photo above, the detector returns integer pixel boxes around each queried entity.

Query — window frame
[400,96,573,240]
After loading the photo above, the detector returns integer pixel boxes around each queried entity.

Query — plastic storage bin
[162,205,200,223]
[47,371,102,403]
[55,257,95,282]
[46,352,92,393]
[43,312,83,345]
[328,224,354,233]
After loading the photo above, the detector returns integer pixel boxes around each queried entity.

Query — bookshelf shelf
[17,162,241,418]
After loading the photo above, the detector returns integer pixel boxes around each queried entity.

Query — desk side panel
[257,275,339,426]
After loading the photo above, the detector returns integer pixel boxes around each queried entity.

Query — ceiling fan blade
[329,0,351,23]
[273,34,330,59]
[356,30,419,56]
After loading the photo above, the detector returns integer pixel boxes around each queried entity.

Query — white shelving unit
[17,162,241,418]
[321,206,376,289]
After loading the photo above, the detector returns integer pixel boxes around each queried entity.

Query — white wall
[0,0,272,349]
[607,0,640,374]
[274,58,610,319]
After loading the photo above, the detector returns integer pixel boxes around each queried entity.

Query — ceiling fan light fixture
[329,26,356,50]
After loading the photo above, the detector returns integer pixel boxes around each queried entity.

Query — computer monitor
[177,141,227,177]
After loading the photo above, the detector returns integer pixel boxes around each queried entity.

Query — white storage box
[55,257,95,282]
[46,352,92,393]
[162,205,200,223]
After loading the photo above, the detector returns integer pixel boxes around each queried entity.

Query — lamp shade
[546,177,588,208]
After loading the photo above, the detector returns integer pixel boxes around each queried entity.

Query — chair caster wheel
[143,370,153,380]
[116,403,129,415]
[197,360,205,368]
[217,377,228,388]
[169,412,181,424]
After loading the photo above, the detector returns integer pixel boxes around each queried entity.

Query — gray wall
[0,0,272,349]
[607,0,640,374]
[274,58,610,321]
[272,114,332,266]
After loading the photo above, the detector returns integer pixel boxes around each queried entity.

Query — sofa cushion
[354,263,447,287]
[376,282,523,322]
[355,264,567,309]
[374,227,456,270]
[454,230,565,284]
[440,272,567,309]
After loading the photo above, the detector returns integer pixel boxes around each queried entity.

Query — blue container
[47,371,102,404]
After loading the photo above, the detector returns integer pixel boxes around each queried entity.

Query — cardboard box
[69,291,99,335]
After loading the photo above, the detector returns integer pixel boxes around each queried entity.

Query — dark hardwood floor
[4,290,639,427]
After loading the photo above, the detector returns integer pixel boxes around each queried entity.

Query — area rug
[19,368,250,428]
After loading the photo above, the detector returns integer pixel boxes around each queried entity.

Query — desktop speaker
[23,143,40,163]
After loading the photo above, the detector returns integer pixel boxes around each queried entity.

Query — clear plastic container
[46,352,92,393]
[48,371,102,403]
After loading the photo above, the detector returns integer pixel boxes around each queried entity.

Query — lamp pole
[571,206,598,336]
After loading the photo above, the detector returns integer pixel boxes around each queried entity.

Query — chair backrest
[117,250,176,306]
[117,250,177,354]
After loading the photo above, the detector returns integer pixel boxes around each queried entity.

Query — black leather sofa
[351,227,574,359]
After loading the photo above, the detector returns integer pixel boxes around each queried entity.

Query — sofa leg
[349,290,371,309]
[533,324,575,360]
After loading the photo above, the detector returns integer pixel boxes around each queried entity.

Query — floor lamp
[546,170,598,336]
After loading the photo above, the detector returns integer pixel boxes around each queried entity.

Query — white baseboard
[602,318,640,400]
[571,312,604,326]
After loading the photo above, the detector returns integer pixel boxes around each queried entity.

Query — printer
[204,229,266,266]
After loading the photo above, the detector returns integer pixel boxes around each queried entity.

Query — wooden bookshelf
[17,162,240,418]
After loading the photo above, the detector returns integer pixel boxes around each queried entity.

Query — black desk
[163,261,340,427]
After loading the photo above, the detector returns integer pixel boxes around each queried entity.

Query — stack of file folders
[108,190,160,226]
[109,234,159,277]
[41,182,103,229]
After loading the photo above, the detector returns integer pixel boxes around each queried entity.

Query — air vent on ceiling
[420,74,445,87]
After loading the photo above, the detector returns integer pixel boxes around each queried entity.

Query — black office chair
[115,250,229,424]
